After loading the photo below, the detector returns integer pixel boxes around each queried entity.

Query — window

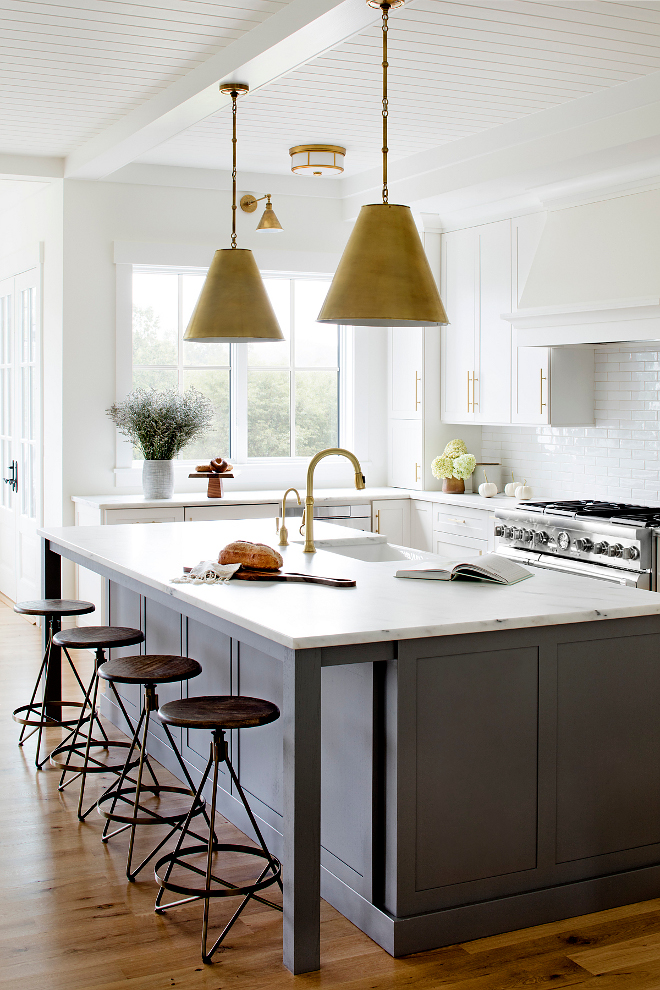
[131,268,340,461]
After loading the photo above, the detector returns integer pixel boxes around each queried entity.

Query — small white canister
[471,462,502,494]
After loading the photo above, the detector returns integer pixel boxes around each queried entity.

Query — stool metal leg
[154,729,282,964]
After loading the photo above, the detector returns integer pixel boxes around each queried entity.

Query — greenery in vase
[107,387,214,460]
[431,439,477,481]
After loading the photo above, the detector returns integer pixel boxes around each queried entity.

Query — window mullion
[177,273,184,393]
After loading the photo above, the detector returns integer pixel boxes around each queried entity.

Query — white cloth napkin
[171,560,241,585]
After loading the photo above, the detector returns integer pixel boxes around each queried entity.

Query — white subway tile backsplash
[482,344,660,502]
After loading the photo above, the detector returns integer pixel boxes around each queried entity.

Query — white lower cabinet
[104,507,185,524]
[434,532,488,558]
[184,503,279,522]
[410,500,433,552]
[372,498,410,547]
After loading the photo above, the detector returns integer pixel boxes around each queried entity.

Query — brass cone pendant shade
[184,82,284,343]
[256,200,283,231]
[184,249,282,343]
[318,0,449,328]
[317,204,448,326]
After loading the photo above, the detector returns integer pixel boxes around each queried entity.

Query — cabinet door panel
[104,508,185,524]
[476,221,511,424]
[372,499,410,546]
[410,501,433,552]
[514,347,549,425]
[433,532,487,557]
[390,327,423,418]
[184,503,279,522]
[441,228,476,423]
[144,597,183,751]
[388,420,423,490]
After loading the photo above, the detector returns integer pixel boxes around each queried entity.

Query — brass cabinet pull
[467,370,470,412]
[473,374,478,409]
[415,372,421,410]
[415,463,421,483]
[540,368,547,414]
[374,509,380,534]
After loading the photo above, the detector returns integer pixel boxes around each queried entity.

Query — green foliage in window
[132,306,177,366]
[248,371,290,457]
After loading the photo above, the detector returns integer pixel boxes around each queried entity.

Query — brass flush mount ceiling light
[289,145,346,176]
[184,83,284,343]
[240,193,283,231]
[317,0,448,328]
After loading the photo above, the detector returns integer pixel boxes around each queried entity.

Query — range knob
[520,529,533,543]
[575,538,593,552]
[608,544,623,558]
[494,525,505,537]
[512,528,524,540]
[622,546,640,561]
[503,527,515,539]
[557,531,571,550]
[534,531,549,545]
[594,541,609,555]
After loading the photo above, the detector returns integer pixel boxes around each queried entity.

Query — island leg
[41,538,62,722]
[282,649,322,974]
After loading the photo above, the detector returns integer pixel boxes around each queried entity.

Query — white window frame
[114,261,355,487]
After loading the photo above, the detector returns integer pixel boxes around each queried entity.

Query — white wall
[483,344,660,505]
[61,178,388,523]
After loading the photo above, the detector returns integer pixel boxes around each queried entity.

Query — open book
[395,553,533,586]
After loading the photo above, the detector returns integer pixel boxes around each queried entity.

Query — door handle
[3,460,17,493]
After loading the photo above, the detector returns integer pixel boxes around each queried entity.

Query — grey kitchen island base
[99,576,660,958]
[39,522,660,971]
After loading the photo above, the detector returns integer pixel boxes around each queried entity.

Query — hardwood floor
[4,603,660,989]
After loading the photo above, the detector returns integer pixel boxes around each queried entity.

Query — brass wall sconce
[240,193,283,231]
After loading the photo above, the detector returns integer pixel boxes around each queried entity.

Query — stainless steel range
[494,501,659,589]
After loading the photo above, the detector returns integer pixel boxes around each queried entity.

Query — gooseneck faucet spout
[303,448,365,553]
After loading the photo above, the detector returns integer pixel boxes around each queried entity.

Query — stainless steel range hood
[503,190,660,346]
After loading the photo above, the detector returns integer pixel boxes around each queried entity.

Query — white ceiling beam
[0,154,63,180]
[64,0,382,181]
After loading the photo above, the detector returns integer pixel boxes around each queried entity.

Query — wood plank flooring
[4,602,660,988]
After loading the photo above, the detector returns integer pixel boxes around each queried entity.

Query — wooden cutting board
[233,570,355,588]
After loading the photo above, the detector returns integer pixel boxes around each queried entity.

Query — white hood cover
[505,189,660,345]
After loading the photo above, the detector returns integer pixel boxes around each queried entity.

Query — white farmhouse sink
[320,542,437,563]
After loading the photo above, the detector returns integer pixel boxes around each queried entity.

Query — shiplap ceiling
[4,0,660,182]
[136,0,660,177]
[0,0,290,157]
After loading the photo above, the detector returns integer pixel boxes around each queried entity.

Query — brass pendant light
[317,1,448,327]
[184,83,284,343]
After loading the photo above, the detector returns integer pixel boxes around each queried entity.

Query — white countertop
[40,518,660,651]
[71,486,515,512]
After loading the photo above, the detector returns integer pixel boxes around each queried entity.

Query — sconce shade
[256,201,283,231]
[184,249,284,342]
[317,204,449,327]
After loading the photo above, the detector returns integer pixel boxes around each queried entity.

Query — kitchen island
[39,519,660,974]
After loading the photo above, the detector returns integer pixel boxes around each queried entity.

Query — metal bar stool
[154,696,283,964]
[49,626,145,820]
[12,598,96,768]
[96,654,207,882]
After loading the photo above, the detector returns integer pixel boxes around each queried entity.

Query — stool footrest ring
[154,843,282,899]
[13,701,85,728]
[97,784,205,826]
[50,738,138,774]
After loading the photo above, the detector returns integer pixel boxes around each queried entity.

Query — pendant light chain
[231,90,238,249]
[381,3,389,204]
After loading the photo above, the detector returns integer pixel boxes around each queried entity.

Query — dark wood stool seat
[154,695,282,963]
[49,626,145,820]
[52,626,144,651]
[159,695,280,731]
[95,654,207,882]
[12,599,96,768]
[14,599,95,617]
[98,654,202,685]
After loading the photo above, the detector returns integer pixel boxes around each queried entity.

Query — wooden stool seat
[14,599,95,617]
[159,695,280,731]
[53,626,144,651]
[98,654,202,685]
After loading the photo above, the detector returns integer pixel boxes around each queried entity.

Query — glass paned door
[0,269,40,602]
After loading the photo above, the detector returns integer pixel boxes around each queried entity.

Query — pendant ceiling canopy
[184,83,284,344]
[317,1,449,329]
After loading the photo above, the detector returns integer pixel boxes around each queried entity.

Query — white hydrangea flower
[443,438,468,458]
[452,453,476,480]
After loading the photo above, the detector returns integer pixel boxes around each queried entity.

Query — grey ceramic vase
[142,460,174,499]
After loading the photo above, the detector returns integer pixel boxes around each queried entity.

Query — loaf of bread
[196,464,212,473]
[219,541,283,572]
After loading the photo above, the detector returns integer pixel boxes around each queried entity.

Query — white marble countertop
[40,518,660,651]
[71,486,515,512]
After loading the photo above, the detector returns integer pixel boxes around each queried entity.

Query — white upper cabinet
[390,327,423,419]
[441,227,477,423]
